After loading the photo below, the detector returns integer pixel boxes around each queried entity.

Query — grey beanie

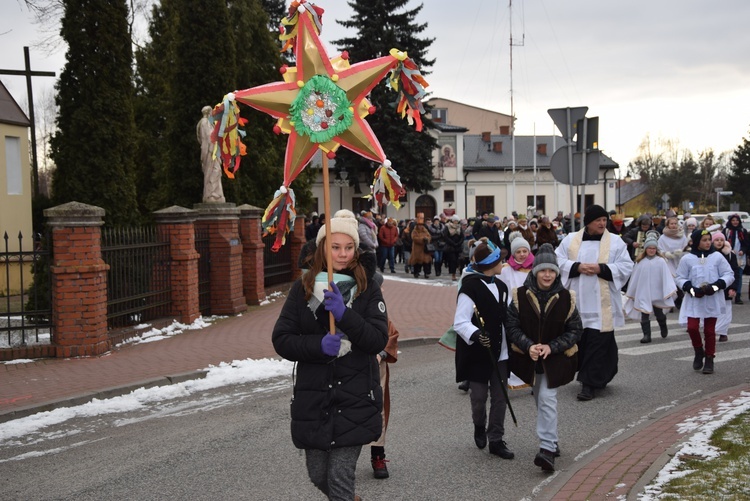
[643,230,660,250]
[509,231,530,254]
[532,243,560,276]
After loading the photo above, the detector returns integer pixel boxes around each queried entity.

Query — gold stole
[568,229,614,331]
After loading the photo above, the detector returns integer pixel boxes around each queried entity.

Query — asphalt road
[2,307,750,500]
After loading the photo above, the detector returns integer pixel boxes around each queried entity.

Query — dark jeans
[377,246,395,271]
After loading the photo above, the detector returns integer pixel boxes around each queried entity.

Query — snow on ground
[638,390,750,500]
[0,357,294,444]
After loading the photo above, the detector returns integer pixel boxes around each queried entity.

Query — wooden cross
[0,46,56,199]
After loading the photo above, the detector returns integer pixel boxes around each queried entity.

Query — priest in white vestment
[555,205,633,401]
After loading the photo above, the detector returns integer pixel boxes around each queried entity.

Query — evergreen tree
[727,128,750,209]
[224,0,286,208]
[259,0,287,30]
[133,0,179,215]
[49,0,140,226]
[331,0,437,195]
[162,0,236,208]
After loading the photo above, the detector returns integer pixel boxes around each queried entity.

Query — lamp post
[334,169,349,210]
[617,169,631,214]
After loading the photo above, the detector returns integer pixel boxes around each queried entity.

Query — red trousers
[687,317,717,357]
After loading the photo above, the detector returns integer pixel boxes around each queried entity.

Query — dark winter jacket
[272,250,388,451]
[442,222,464,254]
[454,273,508,383]
[717,247,741,301]
[505,272,582,389]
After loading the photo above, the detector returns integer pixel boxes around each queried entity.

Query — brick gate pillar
[290,214,307,281]
[194,203,247,315]
[238,204,265,306]
[44,202,109,357]
[153,206,201,324]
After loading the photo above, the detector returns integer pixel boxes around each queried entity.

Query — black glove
[682,281,693,293]
[712,279,727,290]
[701,283,716,296]
[690,287,705,298]
[470,331,491,348]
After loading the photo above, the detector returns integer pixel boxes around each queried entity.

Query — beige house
[0,81,34,295]
[308,98,620,222]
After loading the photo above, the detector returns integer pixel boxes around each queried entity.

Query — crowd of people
[278,207,746,499]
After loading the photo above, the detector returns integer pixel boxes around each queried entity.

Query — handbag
[425,243,436,253]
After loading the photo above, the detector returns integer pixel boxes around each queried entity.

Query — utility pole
[0,47,56,199]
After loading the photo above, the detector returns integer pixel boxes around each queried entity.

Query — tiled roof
[0,81,30,127]
[463,134,618,171]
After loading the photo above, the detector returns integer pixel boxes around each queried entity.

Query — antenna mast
[509,0,524,216]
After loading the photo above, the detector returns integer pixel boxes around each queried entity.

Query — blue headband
[476,246,502,266]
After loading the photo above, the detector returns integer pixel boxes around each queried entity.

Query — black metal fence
[263,234,293,286]
[0,231,52,348]
[102,227,171,330]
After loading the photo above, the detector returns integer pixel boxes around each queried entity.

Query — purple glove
[323,281,347,321]
[321,332,343,356]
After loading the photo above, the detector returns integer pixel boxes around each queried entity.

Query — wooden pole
[321,155,336,334]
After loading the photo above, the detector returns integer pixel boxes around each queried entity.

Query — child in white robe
[624,232,677,343]
[675,228,735,374]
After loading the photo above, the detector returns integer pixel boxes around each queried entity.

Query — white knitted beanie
[316,209,360,247]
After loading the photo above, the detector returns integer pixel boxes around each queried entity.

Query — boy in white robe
[555,205,633,401]
[675,228,735,374]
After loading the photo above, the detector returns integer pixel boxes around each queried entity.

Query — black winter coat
[272,260,389,451]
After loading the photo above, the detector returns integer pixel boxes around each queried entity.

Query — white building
[308,98,620,221]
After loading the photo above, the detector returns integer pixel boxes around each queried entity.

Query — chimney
[492,141,503,153]
[537,143,547,156]
[500,125,510,135]
[481,131,491,143]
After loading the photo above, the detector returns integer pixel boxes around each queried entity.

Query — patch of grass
[659,412,750,499]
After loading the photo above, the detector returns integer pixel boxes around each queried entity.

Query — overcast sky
[2,0,749,168]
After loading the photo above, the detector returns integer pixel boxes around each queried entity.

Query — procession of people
[284,204,742,498]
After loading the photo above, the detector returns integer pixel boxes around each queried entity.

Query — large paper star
[234,5,400,182]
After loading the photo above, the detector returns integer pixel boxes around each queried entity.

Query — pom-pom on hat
[316,209,360,248]
[532,243,559,276]
[509,231,530,254]
[584,204,609,226]
[643,230,660,249]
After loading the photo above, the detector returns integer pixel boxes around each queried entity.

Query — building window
[476,196,494,216]
[444,190,455,203]
[432,108,447,123]
[5,136,22,195]
[526,195,545,215]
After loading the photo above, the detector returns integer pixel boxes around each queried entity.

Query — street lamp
[334,169,349,210]
[617,169,631,214]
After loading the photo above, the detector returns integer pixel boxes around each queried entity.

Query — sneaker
[474,425,487,449]
[735,298,744,305]
[577,385,595,401]
[488,440,514,459]
[534,448,555,472]
[371,456,389,479]
[719,335,728,342]
[458,380,470,392]
[554,443,561,457]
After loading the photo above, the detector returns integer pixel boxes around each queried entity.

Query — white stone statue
[197,105,226,203]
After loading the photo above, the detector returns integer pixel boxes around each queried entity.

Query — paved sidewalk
[1,272,747,499]
[0,274,457,420]
[544,383,748,500]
